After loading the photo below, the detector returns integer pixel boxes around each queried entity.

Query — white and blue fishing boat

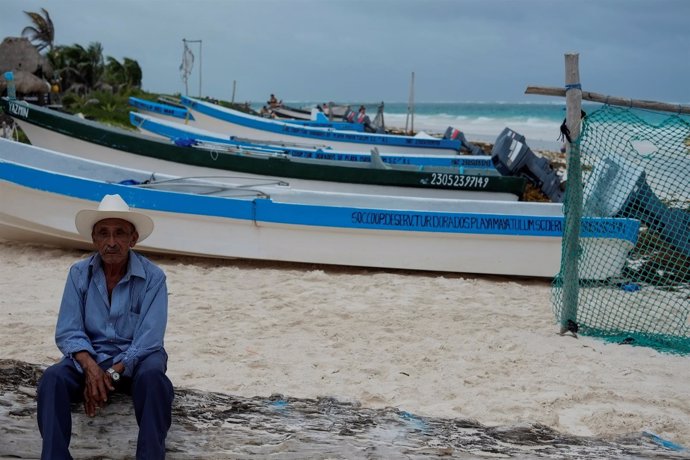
[129,111,496,172]
[0,137,639,278]
[128,96,195,123]
[131,96,365,132]
[179,96,480,155]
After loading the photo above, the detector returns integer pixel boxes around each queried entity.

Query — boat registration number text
[8,101,29,118]
[429,173,489,188]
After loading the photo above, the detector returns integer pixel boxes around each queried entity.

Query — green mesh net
[552,105,690,354]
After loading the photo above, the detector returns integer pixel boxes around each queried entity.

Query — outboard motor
[443,127,484,156]
[370,102,386,133]
[491,127,564,202]
[585,157,690,257]
[358,114,375,132]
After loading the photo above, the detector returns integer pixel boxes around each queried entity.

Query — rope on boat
[118,174,293,199]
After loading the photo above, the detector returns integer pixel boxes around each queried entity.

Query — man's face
[92,218,139,266]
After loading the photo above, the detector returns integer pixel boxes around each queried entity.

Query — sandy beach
[1,238,688,450]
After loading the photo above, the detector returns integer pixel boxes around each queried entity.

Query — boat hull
[181,96,462,155]
[0,139,640,279]
[0,180,566,275]
[130,111,497,172]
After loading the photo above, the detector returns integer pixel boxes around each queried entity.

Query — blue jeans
[37,350,174,460]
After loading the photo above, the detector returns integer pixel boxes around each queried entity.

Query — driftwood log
[0,359,685,459]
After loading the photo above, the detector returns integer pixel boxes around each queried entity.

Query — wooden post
[198,40,203,98]
[405,71,415,135]
[560,53,583,335]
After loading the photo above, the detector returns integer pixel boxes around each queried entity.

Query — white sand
[1,239,688,448]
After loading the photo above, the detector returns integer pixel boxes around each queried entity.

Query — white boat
[130,96,364,132]
[0,138,640,278]
[129,111,497,173]
[179,96,472,155]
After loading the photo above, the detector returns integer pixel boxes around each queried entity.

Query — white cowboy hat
[75,194,154,242]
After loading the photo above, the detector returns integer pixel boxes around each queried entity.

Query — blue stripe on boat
[181,96,463,151]
[0,161,639,243]
[129,96,195,121]
[129,112,496,169]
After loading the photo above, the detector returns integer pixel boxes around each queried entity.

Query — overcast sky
[2,0,689,104]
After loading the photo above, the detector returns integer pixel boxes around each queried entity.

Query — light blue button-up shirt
[55,250,168,377]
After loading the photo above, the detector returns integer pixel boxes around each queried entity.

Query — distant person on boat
[267,93,282,108]
[320,102,332,118]
[354,105,375,133]
[260,105,277,119]
[36,194,174,459]
[357,105,367,122]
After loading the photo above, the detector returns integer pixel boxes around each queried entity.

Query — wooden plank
[525,85,690,115]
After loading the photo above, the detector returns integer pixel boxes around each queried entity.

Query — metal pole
[184,39,203,98]
[182,39,189,97]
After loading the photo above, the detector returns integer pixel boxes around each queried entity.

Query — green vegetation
[58,90,256,130]
[9,9,147,128]
[48,42,143,95]
[60,89,162,129]
[22,8,142,95]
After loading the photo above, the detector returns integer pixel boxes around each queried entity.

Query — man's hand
[74,351,115,417]
[111,361,126,375]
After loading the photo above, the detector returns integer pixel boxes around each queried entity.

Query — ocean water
[257,101,689,152]
[379,101,569,151]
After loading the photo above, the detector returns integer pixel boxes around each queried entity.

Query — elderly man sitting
[37,194,174,459]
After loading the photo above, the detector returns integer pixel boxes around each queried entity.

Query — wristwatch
[106,367,120,382]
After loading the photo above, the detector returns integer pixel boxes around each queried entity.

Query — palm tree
[49,42,106,93]
[50,42,143,94]
[80,42,105,89]
[49,44,86,93]
[104,57,142,90]
[104,56,126,89]
[21,8,55,53]
[122,58,142,88]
